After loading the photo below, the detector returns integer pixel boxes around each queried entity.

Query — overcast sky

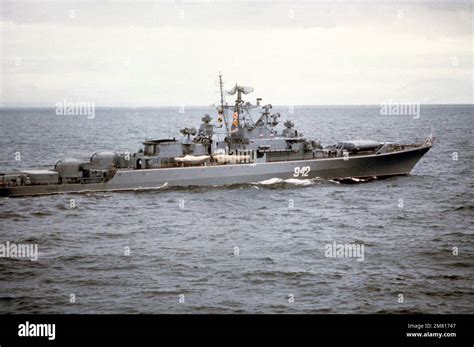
[0,0,472,106]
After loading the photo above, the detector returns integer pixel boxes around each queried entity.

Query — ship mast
[218,74,230,135]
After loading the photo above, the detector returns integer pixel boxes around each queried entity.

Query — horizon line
[1,103,473,108]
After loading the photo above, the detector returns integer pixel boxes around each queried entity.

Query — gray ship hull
[0,145,431,197]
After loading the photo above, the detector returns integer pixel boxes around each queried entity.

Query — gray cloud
[1,0,472,106]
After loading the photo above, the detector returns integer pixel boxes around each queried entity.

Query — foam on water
[255,177,320,186]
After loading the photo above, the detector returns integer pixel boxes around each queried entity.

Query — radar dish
[226,85,254,95]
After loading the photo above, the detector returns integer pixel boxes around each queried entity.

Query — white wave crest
[254,177,320,186]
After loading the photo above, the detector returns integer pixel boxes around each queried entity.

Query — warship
[0,76,433,197]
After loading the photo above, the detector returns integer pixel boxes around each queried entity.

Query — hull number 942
[293,166,311,177]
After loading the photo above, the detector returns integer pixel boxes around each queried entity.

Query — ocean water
[0,105,472,314]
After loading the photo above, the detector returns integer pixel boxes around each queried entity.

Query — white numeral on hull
[293,166,310,177]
